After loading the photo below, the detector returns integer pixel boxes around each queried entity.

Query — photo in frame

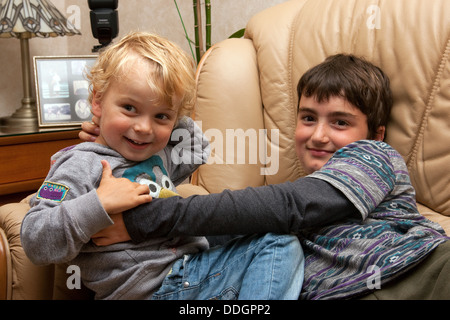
[34,56,97,128]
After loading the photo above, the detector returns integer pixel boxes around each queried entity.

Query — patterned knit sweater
[122,140,449,299]
[302,140,448,299]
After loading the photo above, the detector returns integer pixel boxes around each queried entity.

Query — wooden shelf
[0,129,82,205]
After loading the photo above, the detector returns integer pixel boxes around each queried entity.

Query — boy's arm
[166,116,210,185]
[92,177,356,246]
[21,156,111,265]
[21,156,150,265]
[123,177,360,242]
[22,191,112,265]
[122,140,397,242]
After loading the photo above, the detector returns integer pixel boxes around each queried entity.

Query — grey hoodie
[21,117,210,299]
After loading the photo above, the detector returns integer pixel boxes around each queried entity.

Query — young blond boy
[21,32,304,300]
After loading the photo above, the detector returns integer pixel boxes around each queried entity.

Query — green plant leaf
[229,28,245,39]
[174,0,195,61]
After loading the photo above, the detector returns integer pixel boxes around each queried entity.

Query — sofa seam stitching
[406,36,450,172]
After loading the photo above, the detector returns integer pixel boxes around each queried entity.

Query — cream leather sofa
[1,0,449,299]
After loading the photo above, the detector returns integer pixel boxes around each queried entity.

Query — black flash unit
[88,0,119,52]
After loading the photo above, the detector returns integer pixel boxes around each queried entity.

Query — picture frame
[34,55,97,128]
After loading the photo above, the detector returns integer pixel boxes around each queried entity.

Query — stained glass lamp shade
[0,0,81,132]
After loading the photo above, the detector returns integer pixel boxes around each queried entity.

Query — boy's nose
[134,117,153,135]
[311,124,330,144]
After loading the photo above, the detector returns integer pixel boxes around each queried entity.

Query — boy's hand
[96,160,152,214]
[79,116,100,142]
[92,213,131,246]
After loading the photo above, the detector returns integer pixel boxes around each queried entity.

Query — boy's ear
[374,126,386,141]
[90,90,102,117]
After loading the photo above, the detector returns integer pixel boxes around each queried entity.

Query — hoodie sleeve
[165,116,210,185]
[21,150,113,265]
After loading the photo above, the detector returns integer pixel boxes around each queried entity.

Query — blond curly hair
[87,31,196,118]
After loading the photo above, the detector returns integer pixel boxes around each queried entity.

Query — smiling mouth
[125,137,150,146]
[307,148,334,157]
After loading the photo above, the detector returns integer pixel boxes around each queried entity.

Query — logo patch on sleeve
[37,181,69,202]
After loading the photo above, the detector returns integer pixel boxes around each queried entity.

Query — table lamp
[0,0,81,133]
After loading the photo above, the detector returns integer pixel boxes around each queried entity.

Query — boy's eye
[301,115,316,123]
[335,120,349,127]
[155,113,169,120]
[123,104,136,112]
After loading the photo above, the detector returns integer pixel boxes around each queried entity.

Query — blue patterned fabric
[302,140,448,299]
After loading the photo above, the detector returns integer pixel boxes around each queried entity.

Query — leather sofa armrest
[417,203,450,236]
[176,183,211,198]
[0,227,12,299]
[0,200,54,299]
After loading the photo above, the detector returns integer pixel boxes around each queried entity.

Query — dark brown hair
[297,54,393,139]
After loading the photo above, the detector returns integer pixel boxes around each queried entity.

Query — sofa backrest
[194,0,450,217]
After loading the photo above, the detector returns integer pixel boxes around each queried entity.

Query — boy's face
[91,58,177,162]
[295,95,383,174]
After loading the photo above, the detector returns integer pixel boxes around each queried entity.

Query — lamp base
[1,116,38,133]
[0,101,39,134]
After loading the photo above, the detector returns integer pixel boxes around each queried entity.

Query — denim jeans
[151,233,304,300]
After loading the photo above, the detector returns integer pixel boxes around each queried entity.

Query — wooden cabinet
[0,129,82,205]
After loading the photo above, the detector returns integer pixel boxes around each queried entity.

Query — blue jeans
[152,233,304,300]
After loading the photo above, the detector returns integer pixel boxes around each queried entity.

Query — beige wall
[0,0,285,119]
